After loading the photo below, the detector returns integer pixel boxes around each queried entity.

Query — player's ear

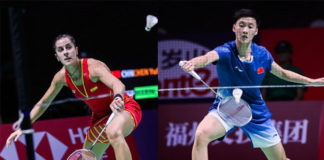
[76,47,79,56]
[54,53,60,62]
[232,24,236,33]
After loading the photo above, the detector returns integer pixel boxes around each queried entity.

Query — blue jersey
[210,41,274,122]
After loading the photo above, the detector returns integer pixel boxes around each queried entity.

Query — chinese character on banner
[158,40,218,99]
[211,128,250,145]
[283,119,308,144]
[272,119,308,144]
[161,49,182,69]
[165,122,198,147]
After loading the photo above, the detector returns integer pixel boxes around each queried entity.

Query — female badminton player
[180,9,324,160]
[6,34,142,160]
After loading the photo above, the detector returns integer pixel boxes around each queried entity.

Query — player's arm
[270,61,324,85]
[30,68,65,123]
[88,59,125,113]
[181,50,219,72]
[6,68,65,147]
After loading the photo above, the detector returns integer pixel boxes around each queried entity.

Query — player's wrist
[114,93,123,100]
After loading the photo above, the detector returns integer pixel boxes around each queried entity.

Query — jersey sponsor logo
[234,66,244,72]
[257,67,264,74]
[90,86,98,92]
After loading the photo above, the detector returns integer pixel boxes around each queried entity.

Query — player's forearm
[30,102,49,123]
[113,82,125,97]
[29,86,60,123]
[190,55,209,69]
[280,69,313,84]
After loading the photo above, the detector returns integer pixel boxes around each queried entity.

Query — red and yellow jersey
[64,58,134,125]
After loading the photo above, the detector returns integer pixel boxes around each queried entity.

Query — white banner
[158,40,218,99]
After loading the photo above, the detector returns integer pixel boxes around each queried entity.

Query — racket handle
[179,61,201,81]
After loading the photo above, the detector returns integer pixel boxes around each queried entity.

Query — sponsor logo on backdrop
[158,40,218,99]
[134,85,158,100]
[164,119,308,147]
[0,132,68,160]
[112,67,158,79]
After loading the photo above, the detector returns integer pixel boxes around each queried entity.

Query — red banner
[260,27,324,100]
[0,116,139,160]
[159,101,324,160]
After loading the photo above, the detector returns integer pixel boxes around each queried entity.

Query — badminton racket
[179,61,252,127]
[67,113,116,160]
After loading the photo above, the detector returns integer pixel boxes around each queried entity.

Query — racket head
[217,96,252,127]
[67,149,97,160]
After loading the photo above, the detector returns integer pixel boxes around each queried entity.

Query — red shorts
[85,97,142,144]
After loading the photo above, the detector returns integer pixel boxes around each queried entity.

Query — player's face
[54,37,78,66]
[233,17,258,43]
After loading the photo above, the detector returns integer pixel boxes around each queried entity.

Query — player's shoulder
[53,67,66,85]
[88,58,105,65]
[252,43,270,56]
[87,58,101,64]
[214,41,235,58]
[87,58,110,74]
[87,58,106,68]
[253,43,269,52]
[215,41,233,53]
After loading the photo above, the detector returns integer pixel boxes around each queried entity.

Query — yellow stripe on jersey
[90,86,98,92]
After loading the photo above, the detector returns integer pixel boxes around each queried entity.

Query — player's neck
[236,40,252,60]
[66,59,81,79]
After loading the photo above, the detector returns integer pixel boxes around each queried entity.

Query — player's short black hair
[233,8,260,27]
[53,34,76,51]
[275,41,293,54]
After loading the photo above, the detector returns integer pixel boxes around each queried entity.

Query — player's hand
[180,60,194,72]
[6,129,23,147]
[311,77,324,85]
[110,97,124,114]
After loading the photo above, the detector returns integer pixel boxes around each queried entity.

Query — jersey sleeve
[214,45,231,63]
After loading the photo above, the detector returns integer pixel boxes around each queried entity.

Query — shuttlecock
[232,88,243,103]
[145,14,158,32]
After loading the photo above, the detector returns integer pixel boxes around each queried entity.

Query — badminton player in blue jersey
[180,9,324,160]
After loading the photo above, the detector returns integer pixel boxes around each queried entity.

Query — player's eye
[57,47,63,52]
[66,44,72,50]
[239,22,246,27]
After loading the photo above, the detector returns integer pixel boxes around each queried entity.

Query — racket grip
[179,61,201,81]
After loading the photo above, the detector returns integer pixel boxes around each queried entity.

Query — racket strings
[67,149,97,160]
[217,97,252,127]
